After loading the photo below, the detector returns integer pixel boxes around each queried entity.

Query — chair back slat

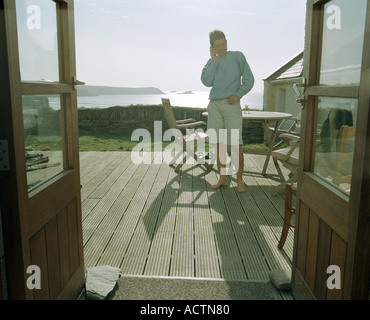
[160,98,213,172]
[162,98,178,129]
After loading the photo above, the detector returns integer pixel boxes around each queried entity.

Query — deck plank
[88,152,131,199]
[80,152,124,202]
[192,166,221,279]
[95,162,153,267]
[170,165,195,278]
[120,160,170,274]
[204,170,248,280]
[81,152,294,286]
[144,166,180,276]
[83,160,148,267]
[243,154,294,264]
[80,152,116,187]
[222,185,271,280]
[82,156,141,246]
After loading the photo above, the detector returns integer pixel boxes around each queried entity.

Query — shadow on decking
[141,163,292,280]
[81,152,294,300]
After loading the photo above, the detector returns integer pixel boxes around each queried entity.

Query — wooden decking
[80,151,294,290]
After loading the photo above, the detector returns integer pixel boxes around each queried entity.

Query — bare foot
[212,180,228,189]
[237,180,246,193]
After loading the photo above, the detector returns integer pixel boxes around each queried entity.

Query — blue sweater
[201,51,255,101]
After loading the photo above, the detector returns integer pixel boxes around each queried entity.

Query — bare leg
[231,144,246,193]
[212,143,228,189]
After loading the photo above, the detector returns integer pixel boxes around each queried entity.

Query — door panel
[28,172,78,236]
[1,0,84,299]
[314,221,332,299]
[295,203,348,299]
[292,0,370,300]
[30,199,81,300]
[300,174,349,240]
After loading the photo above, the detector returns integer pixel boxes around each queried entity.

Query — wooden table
[202,110,292,175]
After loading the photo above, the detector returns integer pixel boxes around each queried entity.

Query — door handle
[73,76,86,90]
[293,83,301,97]
[293,78,306,97]
[294,78,306,108]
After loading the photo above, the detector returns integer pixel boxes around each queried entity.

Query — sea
[72,91,264,110]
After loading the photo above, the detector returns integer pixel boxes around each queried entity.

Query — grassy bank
[79,132,146,151]
[25,131,269,152]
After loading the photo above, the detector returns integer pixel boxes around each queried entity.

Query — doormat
[112,275,282,300]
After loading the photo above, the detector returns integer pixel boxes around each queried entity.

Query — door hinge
[0,141,10,172]
[73,76,86,90]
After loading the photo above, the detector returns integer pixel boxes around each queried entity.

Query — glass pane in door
[320,0,367,86]
[24,95,65,193]
[314,97,357,194]
[15,0,59,82]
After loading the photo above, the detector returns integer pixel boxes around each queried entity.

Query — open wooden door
[292,0,370,299]
[0,0,84,299]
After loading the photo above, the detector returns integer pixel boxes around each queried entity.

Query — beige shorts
[207,99,243,145]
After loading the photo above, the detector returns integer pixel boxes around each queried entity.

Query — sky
[74,0,307,93]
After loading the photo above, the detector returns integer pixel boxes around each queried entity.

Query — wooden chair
[278,183,297,249]
[332,125,356,186]
[161,98,213,172]
[271,133,300,195]
[269,109,301,149]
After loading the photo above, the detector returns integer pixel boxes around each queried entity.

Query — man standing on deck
[201,29,255,193]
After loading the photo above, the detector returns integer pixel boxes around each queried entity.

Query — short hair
[209,30,226,48]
